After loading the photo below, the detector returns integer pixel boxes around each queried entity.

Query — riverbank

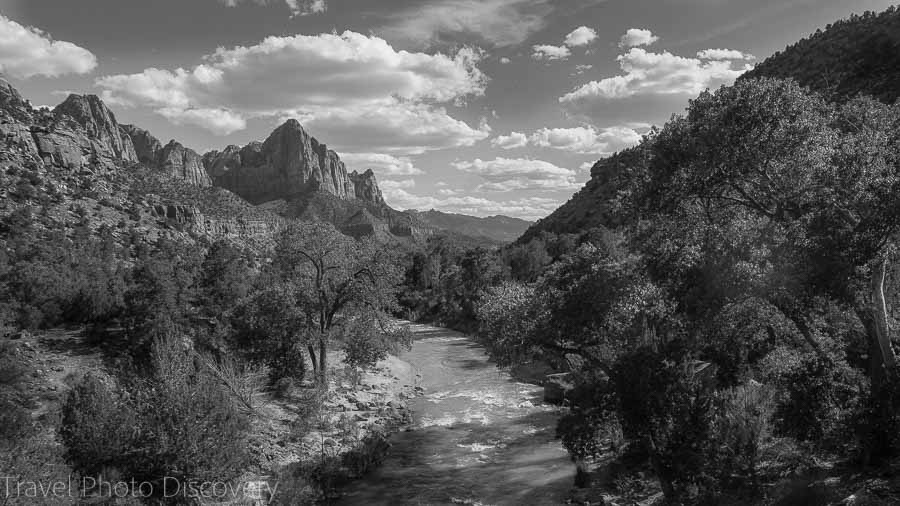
[240,348,420,504]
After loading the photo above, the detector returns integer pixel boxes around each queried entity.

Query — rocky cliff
[204,119,355,204]
[349,169,384,207]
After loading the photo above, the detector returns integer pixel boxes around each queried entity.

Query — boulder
[543,372,574,404]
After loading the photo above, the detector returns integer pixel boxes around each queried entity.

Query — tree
[272,221,405,382]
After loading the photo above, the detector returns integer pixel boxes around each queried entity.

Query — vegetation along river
[336,323,574,505]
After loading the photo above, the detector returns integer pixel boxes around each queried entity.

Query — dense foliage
[472,77,900,503]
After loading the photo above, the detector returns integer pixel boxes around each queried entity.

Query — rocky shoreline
[240,352,421,504]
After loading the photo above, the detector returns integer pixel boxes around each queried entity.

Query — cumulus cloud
[697,48,756,60]
[532,44,571,61]
[564,26,598,47]
[0,15,97,79]
[452,157,581,191]
[384,189,560,220]
[619,28,659,48]
[380,179,417,192]
[560,47,751,104]
[377,0,552,48]
[529,125,642,155]
[219,0,326,17]
[491,132,529,149]
[340,153,424,176]
[96,31,488,152]
[490,126,642,155]
[500,57,511,64]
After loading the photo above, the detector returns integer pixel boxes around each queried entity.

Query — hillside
[519,5,900,244]
[742,6,900,103]
[407,210,532,244]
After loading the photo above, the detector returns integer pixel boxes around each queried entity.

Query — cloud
[564,26,597,47]
[380,179,417,191]
[452,157,581,191]
[0,15,97,79]
[96,31,488,152]
[560,47,750,104]
[500,57,511,64]
[491,132,529,149]
[219,0,326,17]
[383,189,561,220]
[158,107,247,135]
[340,153,424,176]
[377,0,552,49]
[697,48,755,60]
[491,126,642,154]
[532,44,571,61]
[619,28,659,48]
[529,125,642,154]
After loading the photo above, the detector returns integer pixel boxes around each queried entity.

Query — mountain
[407,210,532,244]
[518,5,900,244]
[202,119,355,204]
[741,6,900,103]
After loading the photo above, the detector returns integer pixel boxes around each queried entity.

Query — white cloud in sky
[96,31,488,152]
[500,57,511,64]
[491,132,529,149]
[564,26,598,47]
[380,179,417,191]
[697,48,756,60]
[619,28,659,48]
[0,15,97,79]
[560,47,751,104]
[219,0,326,17]
[377,0,552,48]
[530,126,642,155]
[452,157,581,192]
[340,153,424,176]
[490,126,642,155]
[532,44,571,61]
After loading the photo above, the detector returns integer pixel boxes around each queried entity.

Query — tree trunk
[318,339,327,382]
[868,258,897,386]
[307,345,318,374]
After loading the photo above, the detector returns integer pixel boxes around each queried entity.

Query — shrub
[710,382,776,493]
[60,372,139,477]
[772,353,865,443]
[60,335,250,499]
[0,340,33,442]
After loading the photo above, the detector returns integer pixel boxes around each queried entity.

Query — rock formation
[203,119,356,204]
[52,94,137,162]
[350,169,385,207]
[121,124,162,165]
[157,141,212,187]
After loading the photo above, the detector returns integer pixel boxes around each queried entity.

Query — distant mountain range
[407,210,533,244]
[518,5,900,243]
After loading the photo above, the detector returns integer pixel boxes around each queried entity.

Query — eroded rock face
[119,125,212,187]
[203,119,356,204]
[53,95,137,163]
[350,169,385,207]
[158,141,213,187]
[121,124,162,165]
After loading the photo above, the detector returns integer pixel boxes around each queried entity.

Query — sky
[0,0,895,220]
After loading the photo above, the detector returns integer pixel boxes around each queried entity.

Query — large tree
[272,221,405,381]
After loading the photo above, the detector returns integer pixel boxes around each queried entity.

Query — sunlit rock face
[203,119,357,204]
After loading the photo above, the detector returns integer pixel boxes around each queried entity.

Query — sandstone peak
[52,93,137,163]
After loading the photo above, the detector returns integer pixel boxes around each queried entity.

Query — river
[335,323,574,505]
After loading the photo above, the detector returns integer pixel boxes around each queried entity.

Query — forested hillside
[743,6,900,103]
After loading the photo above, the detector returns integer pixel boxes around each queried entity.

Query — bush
[60,372,139,477]
[60,335,250,499]
[0,340,33,442]
[710,382,775,493]
[772,353,865,443]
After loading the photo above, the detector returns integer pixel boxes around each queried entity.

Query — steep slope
[203,119,355,204]
[407,210,532,244]
[519,5,900,244]
[0,79,282,250]
[742,6,900,103]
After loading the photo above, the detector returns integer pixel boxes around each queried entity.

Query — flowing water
[336,323,574,505]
